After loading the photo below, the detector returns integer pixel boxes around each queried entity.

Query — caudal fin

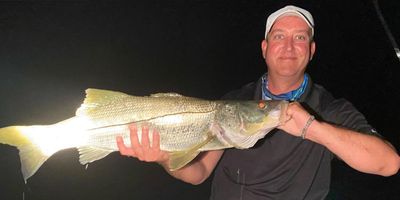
[0,126,51,181]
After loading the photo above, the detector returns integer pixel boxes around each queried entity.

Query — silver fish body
[0,88,288,181]
[78,91,219,152]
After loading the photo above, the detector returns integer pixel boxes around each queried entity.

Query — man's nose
[284,38,294,51]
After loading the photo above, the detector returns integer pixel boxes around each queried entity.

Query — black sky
[0,1,399,199]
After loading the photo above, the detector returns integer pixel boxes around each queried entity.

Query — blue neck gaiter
[261,73,308,101]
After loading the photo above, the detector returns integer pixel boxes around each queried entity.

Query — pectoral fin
[168,132,214,171]
[168,151,201,171]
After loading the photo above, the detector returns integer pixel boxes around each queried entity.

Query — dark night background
[0,1,399,199]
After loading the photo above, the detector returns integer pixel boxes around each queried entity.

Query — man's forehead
[269,28,310,34]
[268,16,313,39]
[272,15,311,29]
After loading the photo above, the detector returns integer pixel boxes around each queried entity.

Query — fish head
[216,100,288,148]
[240,100,287,135]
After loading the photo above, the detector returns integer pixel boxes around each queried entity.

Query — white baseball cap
[265,5,314,38]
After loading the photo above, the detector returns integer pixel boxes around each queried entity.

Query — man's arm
[279,102,400,176]
[116,124,223,185]
[162,150,223,185]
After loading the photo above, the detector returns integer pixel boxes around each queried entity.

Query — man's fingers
[116,124,166,162]
[152,130,161,151]
[116,136,126,152]
[116,136,135,156]
[141,125,150,150]
[129,124,143,157]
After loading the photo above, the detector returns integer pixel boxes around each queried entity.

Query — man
[116,5,400,199]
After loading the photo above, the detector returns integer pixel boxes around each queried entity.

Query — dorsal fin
[76,88,130,116]
[83,88,130,105]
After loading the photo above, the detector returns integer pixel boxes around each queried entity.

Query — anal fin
[77,146,114,165]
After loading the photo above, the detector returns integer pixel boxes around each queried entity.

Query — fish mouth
[239,118,270,136]
[277,101,289,125]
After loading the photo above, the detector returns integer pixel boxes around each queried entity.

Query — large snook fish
[0,88,288,181]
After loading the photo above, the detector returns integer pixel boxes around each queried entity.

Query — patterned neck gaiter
[262,73,309,101]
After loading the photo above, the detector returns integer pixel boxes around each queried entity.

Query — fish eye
[258,101,267,109]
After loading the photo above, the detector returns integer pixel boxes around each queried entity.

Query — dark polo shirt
[210,76,376,200]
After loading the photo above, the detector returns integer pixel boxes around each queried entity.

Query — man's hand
[116,124,169,165]
[278,102,315,138]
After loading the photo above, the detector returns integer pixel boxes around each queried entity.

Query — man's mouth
[279,56,297,60]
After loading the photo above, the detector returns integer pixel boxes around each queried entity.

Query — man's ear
[261,39,267,59]
[310,41,316,61]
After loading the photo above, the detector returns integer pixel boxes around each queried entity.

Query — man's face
[262,15,315,78]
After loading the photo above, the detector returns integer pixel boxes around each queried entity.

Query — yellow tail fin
[0,126,51,181]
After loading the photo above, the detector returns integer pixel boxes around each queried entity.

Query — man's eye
[295,35,307,40]
[273,34,284,40]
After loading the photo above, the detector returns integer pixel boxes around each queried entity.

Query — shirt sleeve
[322,98,380,136]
